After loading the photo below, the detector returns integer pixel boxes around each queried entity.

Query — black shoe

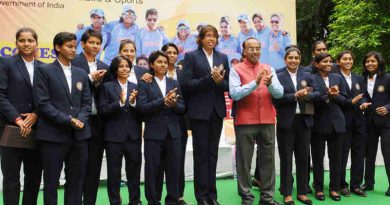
[283,198,294,205]
[178,199,188,205]
[314,192,325,201]
[306,186,312,194]
[329,192,341,201]
[361,184,374,191]
[297,196,312,205]
[260,200,282,205]
[351,188,367,197]
[252,179,260,189]
[386,188,390,196]
[208,199,220,205]
[340,188,351,197]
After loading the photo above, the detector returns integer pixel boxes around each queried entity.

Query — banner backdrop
[0,0,296,61]
[0,0,296,142]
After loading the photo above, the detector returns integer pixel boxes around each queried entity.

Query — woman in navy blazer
[360,51,390,196]
[99,56,142,205]
[311,53,347,201]
[137,51,185,205]
[336,51,367,197]
[118,39,149,84]
[0,27,43,205]
[275,47,318,205]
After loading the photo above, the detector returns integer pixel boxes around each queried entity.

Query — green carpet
[1,166,389,205]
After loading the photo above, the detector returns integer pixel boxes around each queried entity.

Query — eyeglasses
[246,47,261,52]
[122,12,134,18]
[270,20,279,24]
[178,26,188,31]
[147,18,157,22]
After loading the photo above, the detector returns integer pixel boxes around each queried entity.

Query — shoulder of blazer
[97,60,109,69]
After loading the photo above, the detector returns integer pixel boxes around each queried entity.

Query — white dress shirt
[323,76,330,88]
[202,48,214,69]
[22,57,34,85]
[87,60,98,115]
[118,80,128,107]
[155,76,167,97]
[367,74,377,98]
[287,69,301,114]
[127,66,138,84]
[341,71,352,90]
[58,59,72,93]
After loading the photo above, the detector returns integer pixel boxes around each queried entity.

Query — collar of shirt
[202,48,214,68]
[368,73,377,81]
[127,66,138,84]
[22,56,35,84]
[57,59,71,71]
[341,71,352,80]
[271,31,282,38]
[287,69,297,78]
[22,56,34,65]
[243,59,259,68]
[154,76,167,97]
[118,80,128,89]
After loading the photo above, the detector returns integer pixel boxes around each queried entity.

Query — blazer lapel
[54,61,73,104]
[15,56,32,87]
[316,74,327,95]
[341,74,353,96]
[151,78,164,98]
[80,54,90,73]
[198,49,212,71]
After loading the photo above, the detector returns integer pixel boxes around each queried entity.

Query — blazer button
[164,116,168,119]
[70,106,73,110]
[28,104,32,107]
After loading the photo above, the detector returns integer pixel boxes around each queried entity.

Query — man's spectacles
[246,47,261,52]
[270,20,279,24]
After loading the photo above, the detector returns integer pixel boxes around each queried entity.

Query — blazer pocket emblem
[378,85,385,93]
[301,80,307,87]
[76,82,83,91]
[355,83,360,90]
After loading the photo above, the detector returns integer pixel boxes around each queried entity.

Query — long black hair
[363,51,386,78]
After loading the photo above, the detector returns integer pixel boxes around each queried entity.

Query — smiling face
[253,16,264,31]
[165,46,178,66]
[120,43,136,62]
[316,56,333,73]
[220,22,230,36]
[82,36,101,57]
[201,31,217,51]
[244,39,261,65]
[313,42,327,57]
[239,20,248,31]
[285,51,301,72]
[117,58,130,80]
[365,55,379,74]
[16,31,37,57]
[150,55,168,77]
[337,53,354,71]
[177,25,190,38]
[122,11,135,25]
[91,14,104,29]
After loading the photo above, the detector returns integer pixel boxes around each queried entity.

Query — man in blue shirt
[103,6,139,65]
[216,16,240,64]
[135,8,169,58]
[236,14,256,54]
[252,13,271,65]
[75,9,109,61]
[268,13,291,71]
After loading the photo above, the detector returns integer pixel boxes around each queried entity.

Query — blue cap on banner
[122,4,135,14]
[177,20,190,28]
[237,14,250,23]
[90,9,105,17]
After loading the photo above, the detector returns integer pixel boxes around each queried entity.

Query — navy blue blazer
[33,60,92,142]
[181,48,229,120]
[137,78,185,140]
[275,68,320,129]
[0,55,44,127]
[362,73,390,129]
[312,72,347,134]
[99,81,141,142]
[338,71,366,127]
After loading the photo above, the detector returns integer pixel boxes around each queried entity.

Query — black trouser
[340,123,366,190]
[191,111,223,203]
[311,132,343,192]
[106,138,142,205]
[364,128,390,187]
[83,116,105,205]
[39,139,88,205]
[1,146,42,205]
[156,116,188,201]
[277,115,310,196]
[144,136,181,205]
